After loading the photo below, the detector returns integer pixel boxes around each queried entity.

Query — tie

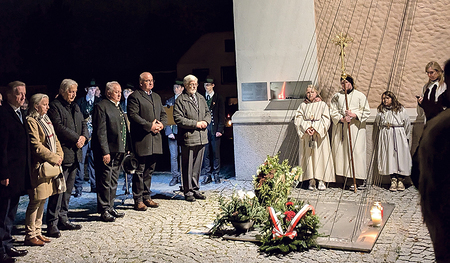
[16,109,23,123]
[116,104,127,149]
[430,84,438,102]
[191,94,198,108]
[206,95,211,108]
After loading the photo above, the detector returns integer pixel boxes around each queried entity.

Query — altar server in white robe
[330,75,371,188]
[374,91,411,192]
[294,85,335,191]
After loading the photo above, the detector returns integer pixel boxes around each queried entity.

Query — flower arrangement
[259,199,320,254]
[253,154,302,208]
[210,189,267,235]
[253,154,320,254]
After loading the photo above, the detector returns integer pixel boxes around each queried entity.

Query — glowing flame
[278,81,286,99]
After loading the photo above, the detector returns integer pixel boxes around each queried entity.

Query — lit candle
[371,207,382,227]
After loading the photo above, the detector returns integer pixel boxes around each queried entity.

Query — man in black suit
[92,81,129,222]
[0,81,30,262]
[47,79,88,238]
[128,72,167,211]
[74,84,101,196]
[201,77,225,185]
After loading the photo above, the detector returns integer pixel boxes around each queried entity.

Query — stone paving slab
[11,173,435,262]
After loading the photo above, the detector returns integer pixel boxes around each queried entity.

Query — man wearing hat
[201,77,225,185]
[74,81,101,196]
[330,75,370,190]
[164,80,184,186]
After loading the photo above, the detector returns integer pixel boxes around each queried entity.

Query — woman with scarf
[25,93,65,246]
[294,85,335,190]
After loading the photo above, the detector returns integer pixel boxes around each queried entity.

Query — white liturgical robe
[294,101,335,183]
[375,107,412,176]
[330,89,371,179]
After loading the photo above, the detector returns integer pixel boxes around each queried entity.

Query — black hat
[204,76,214,84]
[89,79,98,87]
[174,78,183,85]
[122,153,139,174]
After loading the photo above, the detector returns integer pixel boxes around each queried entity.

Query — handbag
[39,162,62,179]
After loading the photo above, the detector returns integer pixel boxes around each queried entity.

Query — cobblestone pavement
[12,172,435,263]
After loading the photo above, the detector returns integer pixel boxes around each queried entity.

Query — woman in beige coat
[25,94,64,246]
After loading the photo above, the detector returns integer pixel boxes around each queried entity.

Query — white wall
[233,0,318,111]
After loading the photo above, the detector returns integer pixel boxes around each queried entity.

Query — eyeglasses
[142,79,155,83]
[187,83,198,87]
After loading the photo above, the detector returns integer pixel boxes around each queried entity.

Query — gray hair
[6,81,26,95]
[183,74,198,87]
[106,81,120,93]
[59,79,78,95]
[28,93,49,118]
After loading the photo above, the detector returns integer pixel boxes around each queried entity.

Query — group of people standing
[294,61,447,192]
[0,72,224,262]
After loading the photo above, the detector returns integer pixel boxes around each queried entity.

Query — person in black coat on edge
[0,81,31,262]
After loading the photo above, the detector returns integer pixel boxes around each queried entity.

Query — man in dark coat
[46,79,88,238]
[0,81,30,262]
[174,74,211,202]
[200,77,225,185]
[127,72,167,211]
[92,81,129,222]
[164,80,184,186]
[416,59,450,262]
[74,84,101,196]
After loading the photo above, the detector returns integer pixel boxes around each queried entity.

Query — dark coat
[207,92,226,134]
[173,92,211,147]
[48,96,89,166]
[0,104,31,197]
[92,99,130,157]
[76,96,101,119]
[127,89,167,157]
[164,96,178,136]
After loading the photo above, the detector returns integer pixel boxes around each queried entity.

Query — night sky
[0,0,234,98]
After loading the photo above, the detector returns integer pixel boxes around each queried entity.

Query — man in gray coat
[173,74,211,202]
[127,72,167,211]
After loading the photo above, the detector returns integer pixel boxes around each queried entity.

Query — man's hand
[168,133,175,139]
[196,121,208,129]
[215,132,222,137]
[103,154,111,165]
[345,110,356,118]
[76,136,86,149]
[151,119,164,133]
[306,127,315,136]
[1,179,9,186]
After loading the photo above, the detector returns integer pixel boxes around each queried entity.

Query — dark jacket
[76,96,101,119]
[0,104,31,197]
[173,92,211,147]
[92,99,130,157]
[127,89,167,157]
[48,96,89,165]
[164,96,178,136]
[207,92,226,135]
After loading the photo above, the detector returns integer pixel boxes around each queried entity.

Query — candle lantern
[370,202,383,227]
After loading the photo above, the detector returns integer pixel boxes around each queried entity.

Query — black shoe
[214,177,221,184]
[0,253,16,263]
[109,208,125,218]
[169,177,178,186]
[193,192,206,200]
[6,248,28,257]
[101,211,116,222]
[46,225,61,238]
[201,176,212,185]
[185,195,196,202]
[90,188,97,193]
[58,221,82,231]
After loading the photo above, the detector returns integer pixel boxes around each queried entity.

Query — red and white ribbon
[268,204,315,239]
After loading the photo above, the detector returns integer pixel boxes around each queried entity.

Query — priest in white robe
[330,75,371,187]
[294,86,335,191]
